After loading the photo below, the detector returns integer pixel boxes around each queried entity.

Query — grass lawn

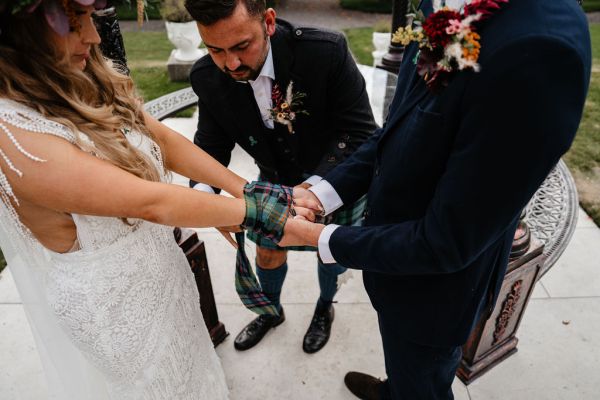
[122,31,195,116]
[344,27,375,65]
[563,23,600,227]
[122,31,189,100]
[344,25,600,227]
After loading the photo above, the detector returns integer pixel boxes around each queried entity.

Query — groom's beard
[224,64,259,81]
[223,33,269,82]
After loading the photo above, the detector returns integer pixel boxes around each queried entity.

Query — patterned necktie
[236,182,293,316]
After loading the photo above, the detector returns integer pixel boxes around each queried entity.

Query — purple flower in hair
[10,0,107,36]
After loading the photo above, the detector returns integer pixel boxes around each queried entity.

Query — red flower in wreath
[422,9,462,48]
[464,0,509,20]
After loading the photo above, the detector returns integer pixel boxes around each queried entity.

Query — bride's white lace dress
[0,99,229,399]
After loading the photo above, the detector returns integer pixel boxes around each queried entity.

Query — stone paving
[2,88,600,398]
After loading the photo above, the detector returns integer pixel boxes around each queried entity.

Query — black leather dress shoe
[302,303,334,354]
[344,371,386,400]
[234,308,285,351]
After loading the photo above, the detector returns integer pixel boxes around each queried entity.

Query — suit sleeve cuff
[303,175,322,186]
[193,183,216,194]
[309,179,343,216]
[318,224,340,264]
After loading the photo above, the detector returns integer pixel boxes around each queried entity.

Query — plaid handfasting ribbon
[236,182,294,317]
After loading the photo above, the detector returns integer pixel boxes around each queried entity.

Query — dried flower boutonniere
[268,81,309,134]
[392,0,509,93]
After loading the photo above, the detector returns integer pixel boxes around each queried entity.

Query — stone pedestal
[167,49,207,82]
[176,228,229,347]
[457,237,544,384]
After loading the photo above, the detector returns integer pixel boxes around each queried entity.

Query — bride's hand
[278,217,324,247]
[216,225,243,249]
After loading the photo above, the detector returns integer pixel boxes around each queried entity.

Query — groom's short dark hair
[185,0,266,26]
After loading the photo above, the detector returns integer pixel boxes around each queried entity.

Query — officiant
[184,0,376,353]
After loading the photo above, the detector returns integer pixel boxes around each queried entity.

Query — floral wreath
[1,0,145,36]
[392,0,509,92]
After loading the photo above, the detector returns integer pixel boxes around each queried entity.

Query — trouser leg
[377,312,462,400]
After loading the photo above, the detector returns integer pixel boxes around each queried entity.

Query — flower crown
[1,0,143,36]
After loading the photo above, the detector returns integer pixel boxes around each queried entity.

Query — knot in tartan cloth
[236,182,293,316]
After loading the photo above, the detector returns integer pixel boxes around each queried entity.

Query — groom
[184,0,376,352]
[286,0,591,398]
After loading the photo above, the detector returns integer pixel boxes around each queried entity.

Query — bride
[0,1,313,398]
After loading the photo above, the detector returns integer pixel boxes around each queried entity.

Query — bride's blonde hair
[0,5,163,183]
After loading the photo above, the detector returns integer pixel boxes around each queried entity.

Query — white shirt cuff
[303,175,322,187]
[309,180,343,216]
[318,224,340,264]
[193,183,215,194]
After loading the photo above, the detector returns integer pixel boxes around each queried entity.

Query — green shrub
[340,0,392,13]
[160,0,194,22]
[114,0,162,20]
[373,19,392,33]
[583,0,600,13]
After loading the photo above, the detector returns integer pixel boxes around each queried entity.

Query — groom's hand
[293,185,324,216]
[279,217,324,247]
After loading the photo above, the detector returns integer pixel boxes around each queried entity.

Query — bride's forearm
[144,113,246,198]
[166,134,245,198]
[144,183,246,228]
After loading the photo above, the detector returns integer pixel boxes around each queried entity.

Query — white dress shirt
[249,44,276,129]
[309,180,345,264]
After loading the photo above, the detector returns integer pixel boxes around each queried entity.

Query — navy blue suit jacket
[324,0,591,346]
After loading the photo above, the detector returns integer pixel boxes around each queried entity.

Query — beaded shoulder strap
[0,99,85,231]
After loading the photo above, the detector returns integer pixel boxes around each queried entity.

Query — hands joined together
[218,184,326,249]
[279,185,326,248]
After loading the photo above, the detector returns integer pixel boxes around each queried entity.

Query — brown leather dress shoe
[344,371,386,400]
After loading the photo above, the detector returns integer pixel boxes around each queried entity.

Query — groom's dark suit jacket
[324,0,591,346]
[189,19,376,187]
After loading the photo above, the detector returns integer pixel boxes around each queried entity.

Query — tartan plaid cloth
[235,232,280,316]
[247,194,368,251]
[236,182,294,316]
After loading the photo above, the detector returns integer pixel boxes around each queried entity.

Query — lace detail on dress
[46,223,228,399]
[0,99,229,399]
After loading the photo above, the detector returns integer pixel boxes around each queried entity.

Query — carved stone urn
[165,21,205,62]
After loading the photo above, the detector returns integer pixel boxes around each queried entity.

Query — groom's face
[198,3,276,81]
